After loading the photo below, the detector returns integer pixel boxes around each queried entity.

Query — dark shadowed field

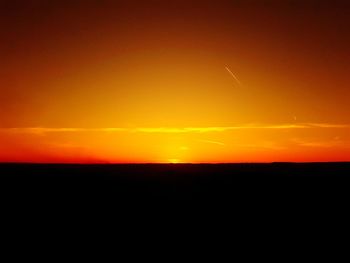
[1,163,350,203]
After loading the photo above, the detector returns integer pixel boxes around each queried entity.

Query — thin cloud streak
[0,127,127,135]
[307,123,350,128]
[199,139,226,146]
[1,123,350,134]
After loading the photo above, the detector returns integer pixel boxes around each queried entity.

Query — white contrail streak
[225,66,242,86]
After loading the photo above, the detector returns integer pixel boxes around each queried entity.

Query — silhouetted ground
[1,163,350,203]
[2,163,348,255]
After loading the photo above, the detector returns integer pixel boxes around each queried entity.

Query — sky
[1,0,350,163]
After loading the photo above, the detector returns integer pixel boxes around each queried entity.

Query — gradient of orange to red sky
[1,0,350,163]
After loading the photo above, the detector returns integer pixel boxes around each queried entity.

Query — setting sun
[168,159,181,164]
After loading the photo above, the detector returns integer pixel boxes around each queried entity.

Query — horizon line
[1,161,349,165]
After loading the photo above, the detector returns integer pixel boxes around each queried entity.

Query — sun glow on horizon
[1,123,350,163]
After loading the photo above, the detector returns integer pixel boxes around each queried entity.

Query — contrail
[225,66,242,87]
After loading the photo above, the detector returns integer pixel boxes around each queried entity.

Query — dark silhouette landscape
[1,162,350,202]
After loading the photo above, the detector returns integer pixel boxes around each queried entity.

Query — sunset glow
[1,0,350,163]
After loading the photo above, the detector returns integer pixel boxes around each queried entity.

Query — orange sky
[1,0,350,163]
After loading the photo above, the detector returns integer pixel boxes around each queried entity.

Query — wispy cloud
[291,137,348,148]
[1,123,349,135]
[239,141,287,150]
[134,127,234,133]
[199,139,225,146]
[0,127,127,135]
[306,123,350,128]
